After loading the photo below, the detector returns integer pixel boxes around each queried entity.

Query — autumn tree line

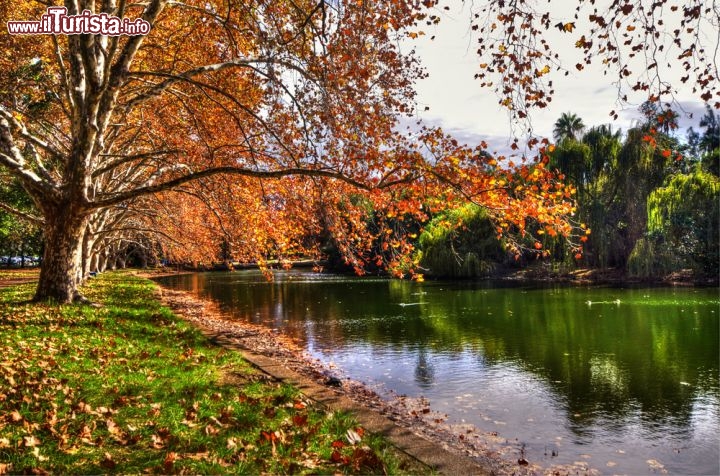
[4,101,718,282]
[0,0,717,302]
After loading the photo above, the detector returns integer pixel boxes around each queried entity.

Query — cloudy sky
[402,2,714,156]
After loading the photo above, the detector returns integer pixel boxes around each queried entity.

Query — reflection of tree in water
[162,272,719,439]
[414,348,435,388]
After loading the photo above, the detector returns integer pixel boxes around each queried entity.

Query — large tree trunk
[98,249,108,272]
[34,204,89,303]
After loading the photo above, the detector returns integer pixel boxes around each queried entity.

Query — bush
[417,204,503,278]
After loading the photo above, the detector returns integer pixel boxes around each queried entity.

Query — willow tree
[627,168,719,278]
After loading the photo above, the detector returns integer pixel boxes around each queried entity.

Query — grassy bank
[0,272,407,474]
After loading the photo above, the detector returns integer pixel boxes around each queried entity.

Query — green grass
[0,268,39,281]
[0,272,416,474]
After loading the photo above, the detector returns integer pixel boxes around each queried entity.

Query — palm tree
[553,112,585,143]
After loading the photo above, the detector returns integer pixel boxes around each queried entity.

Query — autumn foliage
[0,0,715,301]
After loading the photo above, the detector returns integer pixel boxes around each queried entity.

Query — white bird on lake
[586,299,621,306]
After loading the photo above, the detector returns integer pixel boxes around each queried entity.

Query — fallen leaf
[163,452,177,472]
[150,434,165,449]
[292,414,308,426]
[100,452,116,470]
[106,419,120,435]
[23,435,40,447]
[346,429,362,445]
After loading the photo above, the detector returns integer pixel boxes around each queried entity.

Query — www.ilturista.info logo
[8,7,151,36]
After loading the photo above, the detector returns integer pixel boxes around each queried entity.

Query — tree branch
[90,166,375,209]
[0,201,44,226]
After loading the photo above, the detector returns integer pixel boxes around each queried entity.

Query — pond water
[157,271,719,475]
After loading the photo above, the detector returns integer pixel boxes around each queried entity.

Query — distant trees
[424,105,719,282]
[699,105,720,153]
[0,175,41,264]
[551,105,719,280]
[553,113,586,143]
[629,169,719,277]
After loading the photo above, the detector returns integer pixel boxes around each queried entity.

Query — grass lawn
[0,272,412,474]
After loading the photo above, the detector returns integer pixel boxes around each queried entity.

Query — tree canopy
[553,113,586,143]
[0,0,717,302]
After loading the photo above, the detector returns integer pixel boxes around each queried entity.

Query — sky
[401,2,715,157]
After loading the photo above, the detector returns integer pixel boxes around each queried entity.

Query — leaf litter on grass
[0,272,409,474]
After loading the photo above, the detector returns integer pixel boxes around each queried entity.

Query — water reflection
[414,348,435,388]
[157,271,719,475]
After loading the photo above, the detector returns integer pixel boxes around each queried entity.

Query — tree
[629,168,719,278]
[549,138,591,187]
[0,0,581,302]
[1,0,716,302]
[699,105,720,153]
[0,0,431,301]
[416,204,503,278]
[553,113,585,143]
[582,125,622,183]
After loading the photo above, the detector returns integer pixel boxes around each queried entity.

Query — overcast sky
[402,2,714,156]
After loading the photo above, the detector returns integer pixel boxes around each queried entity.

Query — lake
[157,270,719,474]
